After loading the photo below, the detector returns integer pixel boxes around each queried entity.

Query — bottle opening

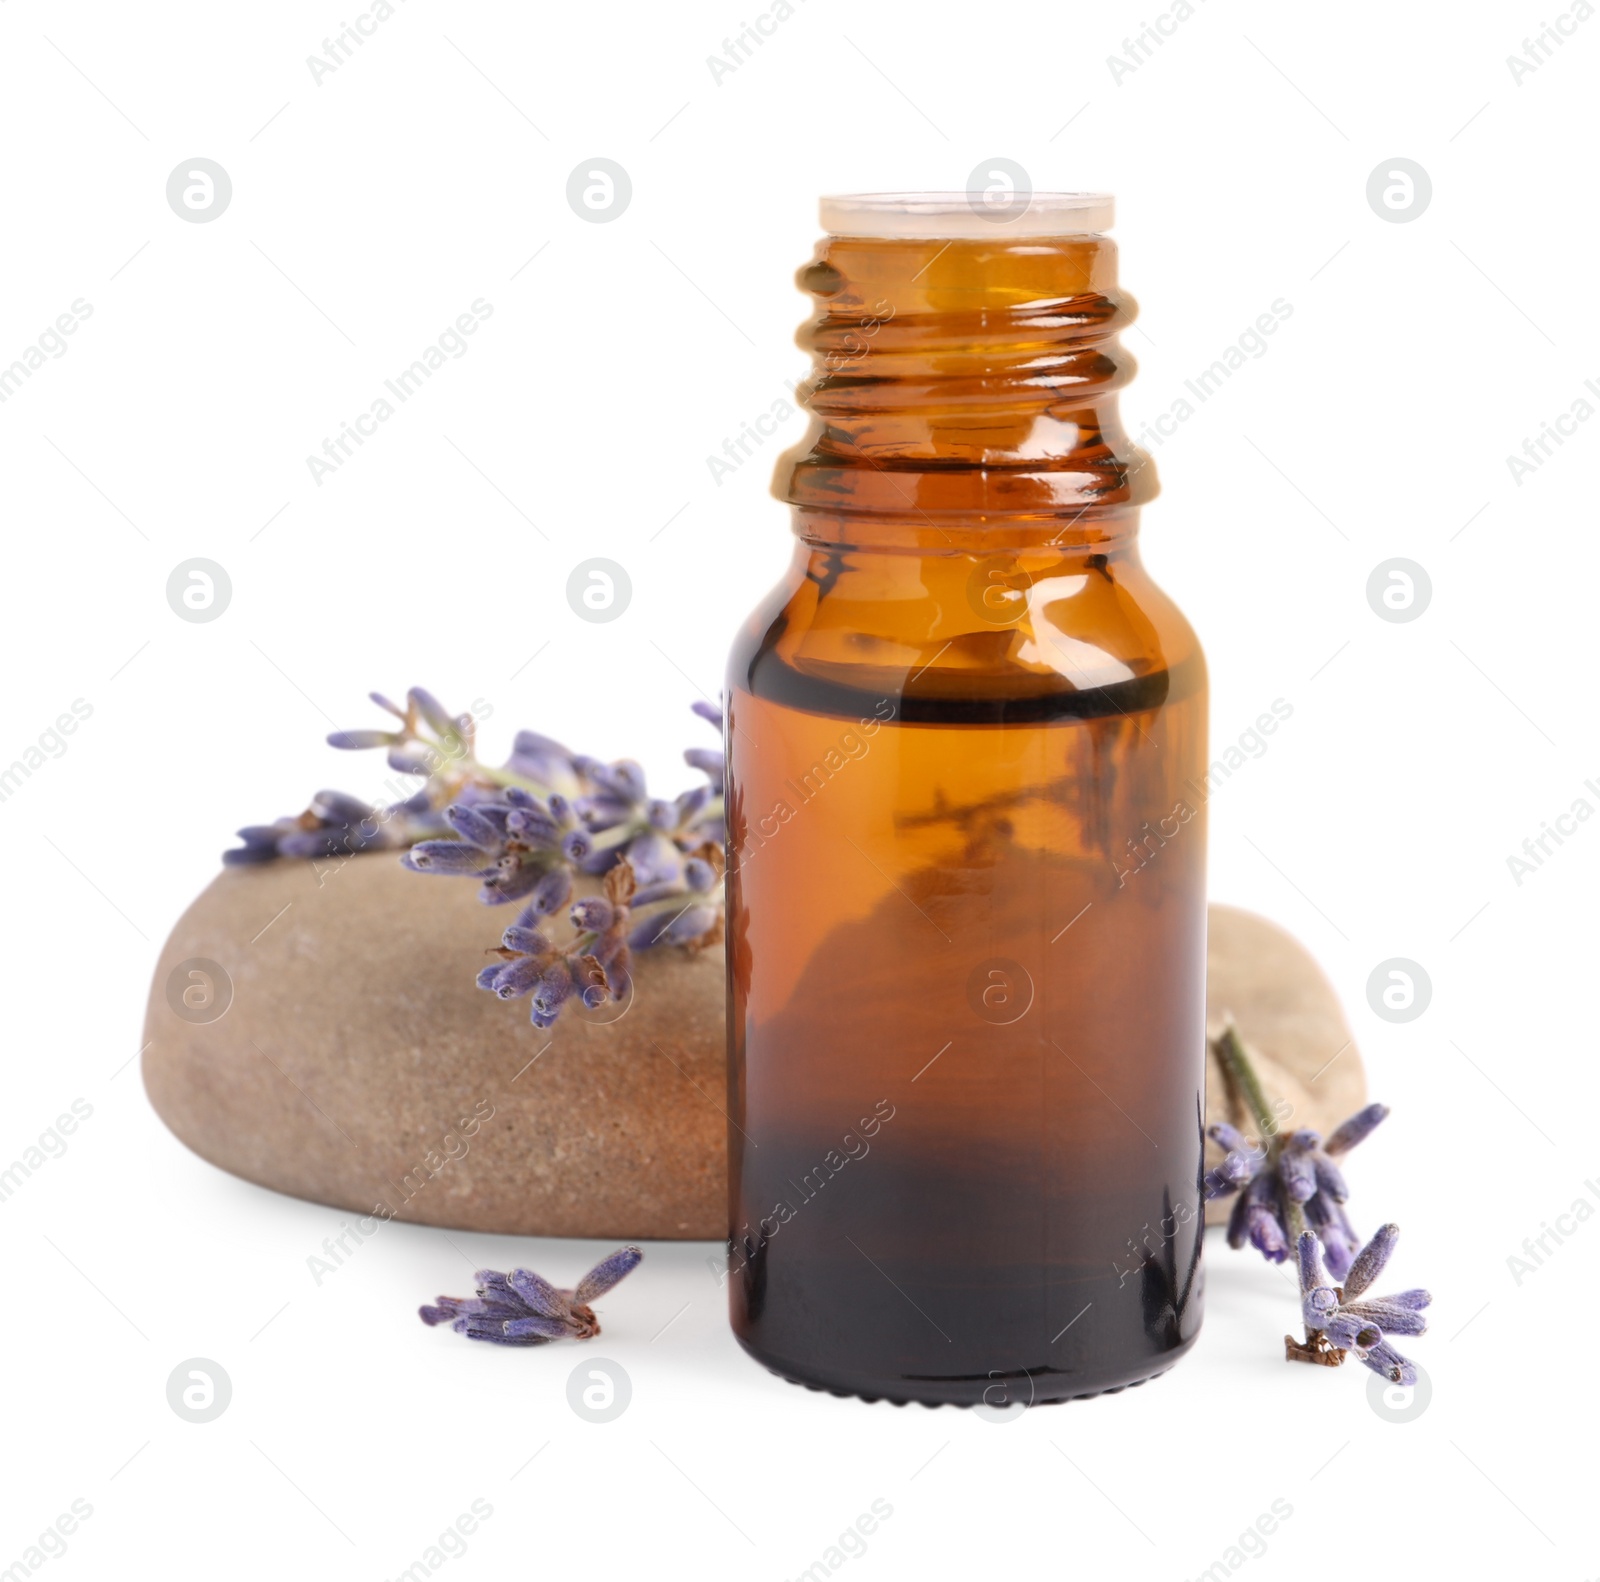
[819,190,1114,240]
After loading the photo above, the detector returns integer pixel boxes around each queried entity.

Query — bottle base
[733,1332,1198,1408]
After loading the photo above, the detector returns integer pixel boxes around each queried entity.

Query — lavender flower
[227,687,727,1025]
[419,1246,643,1346]
[224,788,446,865]
[1204,1102,1389,1278]
[1297,1227,1430,1384]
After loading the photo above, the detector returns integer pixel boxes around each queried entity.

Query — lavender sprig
[1207,1021,1433,1379]
[1297,1227,1430,1383]
[420,1246,643,1346]
[225,687,727,1023]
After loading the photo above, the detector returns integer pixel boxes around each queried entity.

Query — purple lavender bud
[370,691,406,718]
[407,687,454,734]
[547,793,572,822]
[1324,1102,1390,1157]
[1360,1341,1417,1387]
[447,804,502,850]
[233,825,287,848]
[1203,1151,1253,1201]
[1296,1231,1329,1295]
[275,830,335,859]
[1312,1153,1350,1203]
[562,830,593,864]
[1246,1203,1289,1261]
[223,843,280,866]
[1304,1286,1339,1329]
[1369,1287,1431,1312]
[530,867,572,916]
[483,859,542,904]
[625,831,679,884]
[629,880,683,907]
[678,786,718,825]
[571,898,615,932]
[452,1296,522,1318]
[492,957,544,999]
[475,964,503,991]
[1324,1312,1382,1353]
[600,761,648,801]
[580,981,609,1010]
[454,1317,546,1346]
[503,1314,573,1340]
[647,799,677,830]
[514,730,573,760]
[507,806,560,844]
[683,747,724,786]
[574,1246,644,1303]
[1277,1144,1317,1205]
[1342,1223,1400,1300]
[1321,1231,1356,1282]
[1225,1185,1252,1250]
[418,1301,463,1326]
[691,700,723,728]
[311,790,376,822]
[530,1006,559,1030]
[404,841,493,875]
[683,857,716,892]
[1207,1122,1252,1154]
[531,964,573,1016]
[506,1267,570,1318]
[501,924,549,956]
[1343,1299,1428,1337]
[388,746,436,776]
[327,728,399,750]
[630,905,718,948]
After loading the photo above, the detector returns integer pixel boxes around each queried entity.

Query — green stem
[1215,1022,1330,1364]
[1213,1022,1277,1145]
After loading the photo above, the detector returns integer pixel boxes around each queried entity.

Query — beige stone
[1202,902,1367,1225]
[143,858,1362,1238]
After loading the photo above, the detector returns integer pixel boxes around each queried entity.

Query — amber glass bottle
[723,193,1207,1407]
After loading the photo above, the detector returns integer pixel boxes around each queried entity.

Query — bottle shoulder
[730,545,1204,719]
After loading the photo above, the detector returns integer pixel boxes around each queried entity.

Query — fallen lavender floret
[1296,1226,1430,1383]
[419,1246,643,1347]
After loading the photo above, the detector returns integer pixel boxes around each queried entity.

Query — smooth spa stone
[142,854,1363,1238]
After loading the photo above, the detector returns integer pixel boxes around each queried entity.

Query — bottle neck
[773,232,1154,554]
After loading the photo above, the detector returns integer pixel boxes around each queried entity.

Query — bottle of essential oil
[723,193,1208,1406]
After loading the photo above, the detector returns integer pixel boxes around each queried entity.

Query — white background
[2,0,1596,1577]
